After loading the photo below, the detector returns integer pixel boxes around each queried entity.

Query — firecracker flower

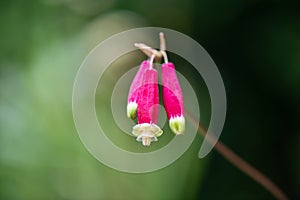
[127,60,149,119]
[129,32,185,146]
[162,62,185,135]
[131,56,163,146]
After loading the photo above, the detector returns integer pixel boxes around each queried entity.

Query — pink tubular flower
[132,66,163,146]
[127,60,149,119]
[162,62,185,135]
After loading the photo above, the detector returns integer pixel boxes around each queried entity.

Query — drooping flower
[132,63,163,146]
[127,60,149,119]
[162,62,185,135]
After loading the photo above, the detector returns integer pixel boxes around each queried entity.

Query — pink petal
[127,60,149,119]
[162,62,185,135]
[162,62,184,119]
[132,67,162,146]
[137,68,159,124]
[128,60,149,104]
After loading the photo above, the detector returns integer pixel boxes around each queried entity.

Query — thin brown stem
[185,111,289,200]
[159,32,166,51]
[159,32,169,63]
[134,33,288,199]
[134,43,162,59]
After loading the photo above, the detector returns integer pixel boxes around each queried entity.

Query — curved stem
[185,111,289,200]
[159,32,166,51]
[149,54,155,69]
[159,32,169,63]
[134,43,162,59]
[134,32,288,200]
[160,50,169,63]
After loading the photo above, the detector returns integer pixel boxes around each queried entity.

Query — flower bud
[162,62,185,135]
[127,61,149,119]
[132,68,163,146]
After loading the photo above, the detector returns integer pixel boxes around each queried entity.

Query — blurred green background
[1,0,300,199]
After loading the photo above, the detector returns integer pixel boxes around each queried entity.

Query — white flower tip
[169,115,185,135]
[134,43,140,47]
[132,123,163,146]
[127,102,138,119]
[141,136,157,146]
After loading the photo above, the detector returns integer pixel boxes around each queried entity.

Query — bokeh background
[1,0,300,199]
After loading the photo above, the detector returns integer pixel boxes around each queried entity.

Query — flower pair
[127,33,185,146]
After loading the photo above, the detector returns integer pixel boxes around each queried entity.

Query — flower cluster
[127,33,185,146]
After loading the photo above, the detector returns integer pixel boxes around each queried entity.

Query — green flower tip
[127,102,138,119]
[169,115,185,135]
